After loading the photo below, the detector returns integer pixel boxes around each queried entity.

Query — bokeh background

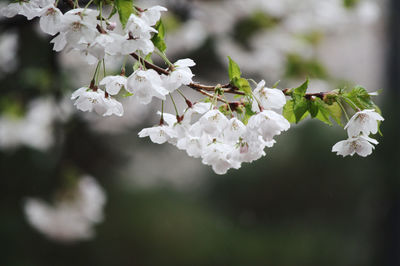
[1,0,399,265]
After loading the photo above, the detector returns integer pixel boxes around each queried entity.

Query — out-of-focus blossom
[24,175,106,242]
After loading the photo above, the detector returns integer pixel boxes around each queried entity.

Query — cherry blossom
[24,176,106,242]
[344,109,384,137]
[252,80,287,111]
[126,69,168,104]
[332,135,378,157]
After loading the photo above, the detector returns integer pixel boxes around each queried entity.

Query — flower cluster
[139,81,290,174]
[1,0,385,175]
[1,0,182,117]
[332,109,384,157]
[24,176,106,242]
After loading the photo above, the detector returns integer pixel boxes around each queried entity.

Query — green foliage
[151,20,167,53]
[227,57,252,95]
[243,102,256,124]
[291,79,310,123]
[313,99,342,126]
[115,0,134,28]
[228,57,241,81]
[283,80,343,126]
[283,100,309,123]
[342,86,375,110]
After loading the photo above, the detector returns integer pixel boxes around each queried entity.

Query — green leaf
[243,101,256,124]
[309,101,319,118]
[115,0,134,28]
[288,79,310,123]
[228,57,241,81]
[283,100,309,123]
[145,53,153,63]
[293,98,310,123]
[343,86,375,110]
[293,79,309,98]
[314,99,332,125]
[325,102,343,126]
[232,77,252,95]
[151,20,167,53]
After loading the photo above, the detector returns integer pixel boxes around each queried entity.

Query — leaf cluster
[283,80,342,126]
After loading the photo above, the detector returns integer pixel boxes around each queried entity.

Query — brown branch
[130,52,245,96]
[129,52,333,102]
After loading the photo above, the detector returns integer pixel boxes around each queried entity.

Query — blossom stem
[102,59,106,77]
[92,61,102,85]
[155,50,173,67]
[160,100,164,125]
[337,98,350,122]
[343,96,361,112]
[169,93,179,116]
[99,1,103,27]
[84,0,94,10]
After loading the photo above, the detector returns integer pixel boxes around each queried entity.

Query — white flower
[138,124,177,144]
[125,14,157,39]
[141,5,167,26]
[103,97,124,117]
[126,69,168,104]
[252,80,287,111]
[76,34,114,64]
[57,8,99,50]
[176,136,203,158]
[191,102,212,114]
[1,0,52,20]
[247,110,290,143]
[201,140,237,175]
[199,109,229,136]
[224,117,246,142]
[71,87,106,115]
[1,3,21,18]
[121,36,155,55]
[100,75,127,95]
[71,87,124,117]
[50,32,67,52]
[332,135,378,157]
[344,109,384,137]
[231,135,267,164]
[39,5,63,35]
[24,175,106,243]
[162,58,196,92]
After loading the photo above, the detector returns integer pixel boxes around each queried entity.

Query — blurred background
[0,0,399,265]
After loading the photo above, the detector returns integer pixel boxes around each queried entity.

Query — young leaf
[243,101,256,124]
[228,57,241,81]
[293,98,309,123]
[289,79,310,123]
[325,102,343,126]
[309,100,319,118]
[343,86,375,110]
[293,79,309,98]
[151,20,167,53]
[283,100,309,123]
[232,77,252,95]
[314,99,332,125]
[115,0,134,28]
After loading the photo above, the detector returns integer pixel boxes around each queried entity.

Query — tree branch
[130,52,245,96]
